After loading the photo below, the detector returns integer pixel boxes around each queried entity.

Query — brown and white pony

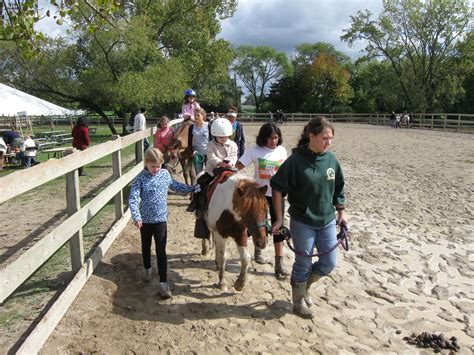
[206,174,269,292]
[167,121,196,185]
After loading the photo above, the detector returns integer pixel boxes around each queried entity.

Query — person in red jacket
[72,116,91,176]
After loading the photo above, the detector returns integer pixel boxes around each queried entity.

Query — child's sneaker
[143,268,152,282]
[158,282,172,299]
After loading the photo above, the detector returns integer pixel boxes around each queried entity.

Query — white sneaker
[158,282,172,299]
[143,268,152,282]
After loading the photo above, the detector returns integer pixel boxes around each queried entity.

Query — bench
[89,127,97,134]
[38,142,58,151]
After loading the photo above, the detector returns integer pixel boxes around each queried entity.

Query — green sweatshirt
[270,146,345,228]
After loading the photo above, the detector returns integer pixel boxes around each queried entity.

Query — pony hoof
[234,278,247,292]
[218,283,228,291]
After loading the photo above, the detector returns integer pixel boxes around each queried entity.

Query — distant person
[134,108,150,152]
[72,116,91,176]
[0,136,7,171]
[268,111,273,123]
[236,123,289,279]
[2,130,21,149]
[187,107,210,175]
[389,111,396,128]
[226,105,245,158]
[154,116,174,166]
[181,89,201,122]
[20,135,38,168]
[271,116,346,319]
[129,148,197,299]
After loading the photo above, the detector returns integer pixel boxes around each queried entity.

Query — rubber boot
[291,280,314,319]
[305,271,322,307]
[274,256,290,280]
[254,247,269,264]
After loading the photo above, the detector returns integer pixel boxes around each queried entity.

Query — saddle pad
[207,170,235,204]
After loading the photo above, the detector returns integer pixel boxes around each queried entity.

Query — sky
[37,0,383,60]
[218,0,384,60]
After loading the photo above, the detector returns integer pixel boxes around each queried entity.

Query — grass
[0,124,144,349]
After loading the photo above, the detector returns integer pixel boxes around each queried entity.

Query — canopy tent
[0,83,76,116]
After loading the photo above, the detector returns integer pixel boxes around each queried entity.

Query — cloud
[219,0,383,59]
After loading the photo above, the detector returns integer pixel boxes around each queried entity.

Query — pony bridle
[247,220,272,237]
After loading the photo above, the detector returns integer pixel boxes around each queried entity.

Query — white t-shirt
[134,113,146,132]
[238,145,287,196]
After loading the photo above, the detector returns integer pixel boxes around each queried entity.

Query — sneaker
[143,268,152,282]
[158,282,172,299]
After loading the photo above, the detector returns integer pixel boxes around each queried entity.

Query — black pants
[140,222,168,282]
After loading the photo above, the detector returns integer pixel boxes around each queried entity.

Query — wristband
[336,206,345,211]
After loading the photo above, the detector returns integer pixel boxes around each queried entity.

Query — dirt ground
[2,123,473,353]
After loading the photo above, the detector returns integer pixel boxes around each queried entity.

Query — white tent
[0,83,76,116]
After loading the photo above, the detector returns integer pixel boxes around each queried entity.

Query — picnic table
[42,147,72,159]
[37,130,65,138]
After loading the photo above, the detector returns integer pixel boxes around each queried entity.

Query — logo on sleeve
[326,168,335,180]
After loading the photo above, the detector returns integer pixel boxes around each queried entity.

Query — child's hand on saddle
[217,161,228,168]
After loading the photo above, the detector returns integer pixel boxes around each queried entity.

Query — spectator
[134,108,150,152]
[20,135,38,168]
[72,116,91,176]
[226,105,245,158]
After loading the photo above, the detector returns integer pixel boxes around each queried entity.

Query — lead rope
[281,222,349,258]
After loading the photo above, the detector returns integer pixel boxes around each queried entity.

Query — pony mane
[232,178,268,217]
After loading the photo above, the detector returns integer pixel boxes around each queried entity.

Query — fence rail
[1,112,473,133]
[0,119,184,353]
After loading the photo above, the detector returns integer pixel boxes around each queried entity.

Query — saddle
[207,169,236,204]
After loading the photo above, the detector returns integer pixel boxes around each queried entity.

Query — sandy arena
[4,122,474,353]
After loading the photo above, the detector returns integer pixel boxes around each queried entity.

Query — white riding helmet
[211,118,233,137]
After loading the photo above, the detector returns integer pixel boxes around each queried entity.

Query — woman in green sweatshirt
[270,116,346,319]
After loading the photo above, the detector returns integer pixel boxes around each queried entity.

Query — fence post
[458,114,461,132]
[64,148,84,272]
[135,139,144,164]
[431,114,434,129]
[419,114,422,129]
[443,115,447,131]
[112,136,124,220]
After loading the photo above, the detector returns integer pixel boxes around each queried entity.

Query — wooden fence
[2,112,473,133]
[0,120,180,353]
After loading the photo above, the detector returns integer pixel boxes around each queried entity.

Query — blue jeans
[290,219,337,283]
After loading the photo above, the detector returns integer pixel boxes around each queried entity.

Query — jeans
[140,222,168,282]
[290,219,337,283]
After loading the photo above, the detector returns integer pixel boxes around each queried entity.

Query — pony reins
[280,222,349,258]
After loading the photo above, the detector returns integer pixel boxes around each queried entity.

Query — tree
[341,0,472,112]
[0,0,237,133]
[232,45,292,112]
[268,42,352,113]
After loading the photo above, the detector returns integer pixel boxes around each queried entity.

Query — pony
[167,121,196,185]
[400,114,410,128]
[205,174,269,292]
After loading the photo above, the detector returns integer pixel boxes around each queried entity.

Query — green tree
[341,0,472,112]
[0,0,237,133]
[232,45,292,112]
[268,42,352,113]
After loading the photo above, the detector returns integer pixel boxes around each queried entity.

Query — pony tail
[293,129,310,153]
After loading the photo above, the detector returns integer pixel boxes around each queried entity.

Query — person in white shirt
[0,137,7,171]
[20,135,38,168]
[236,123,289,279]
[134,108,150,151]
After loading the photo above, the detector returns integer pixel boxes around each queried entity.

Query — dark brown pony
[168,121,196,185]
[206,175,269,291]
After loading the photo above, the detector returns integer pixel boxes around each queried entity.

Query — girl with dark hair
[236,123,289,279]
[72,116,90,176]
[270,117,346,319]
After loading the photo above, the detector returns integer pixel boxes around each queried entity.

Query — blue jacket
[129,168,193,223]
